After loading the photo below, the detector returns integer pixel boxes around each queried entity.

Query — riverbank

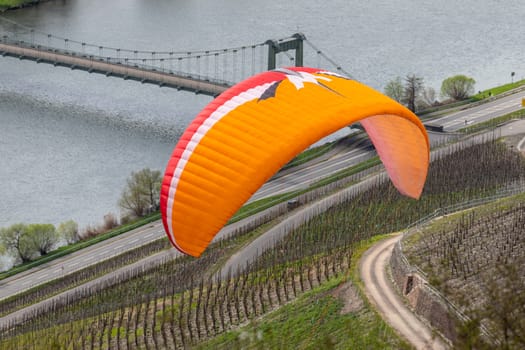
[0,0,41,11]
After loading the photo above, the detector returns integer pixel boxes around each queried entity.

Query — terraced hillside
[1,136,525,349]
[403,195,525,349]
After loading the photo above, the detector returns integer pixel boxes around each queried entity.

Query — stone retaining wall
[390,241,458,343]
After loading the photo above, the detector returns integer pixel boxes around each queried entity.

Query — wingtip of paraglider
[400,179,426,200]
[163,225,203,258]
[173,242,203,258]
[409,190,423,200]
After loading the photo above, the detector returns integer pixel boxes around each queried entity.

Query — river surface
[0,0,524,229]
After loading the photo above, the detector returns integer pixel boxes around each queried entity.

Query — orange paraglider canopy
[160,67,429,257]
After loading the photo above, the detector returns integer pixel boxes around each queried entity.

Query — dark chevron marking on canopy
[259,81,281,101]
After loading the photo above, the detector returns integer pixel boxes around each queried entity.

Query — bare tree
[403,74,424,112]
[135,168,162,211]
[119,185,147,218]
[421,87,437,107]
[103,213,119,230]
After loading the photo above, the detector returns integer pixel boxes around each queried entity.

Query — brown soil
[330,281,364,314]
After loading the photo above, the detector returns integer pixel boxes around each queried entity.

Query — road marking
[2,111,517,303]
[434,95,525,130]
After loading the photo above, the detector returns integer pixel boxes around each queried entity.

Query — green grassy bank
[0,0,38,11]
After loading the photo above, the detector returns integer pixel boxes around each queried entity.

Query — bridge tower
[265,33,305,70]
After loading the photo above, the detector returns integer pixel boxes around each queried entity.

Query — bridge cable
[304,39,353,79]
[1,15,353,84]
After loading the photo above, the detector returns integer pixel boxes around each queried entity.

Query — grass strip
[470,79,525,101]
[459,108,525,134]
[0,0,37,10]
[0,213,160,281]
[0,237,170,317]
[282,141,336,169]
[419,79,525,118]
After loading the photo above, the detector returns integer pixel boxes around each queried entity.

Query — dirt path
[360,235,449,350]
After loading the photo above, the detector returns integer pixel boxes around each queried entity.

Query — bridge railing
[1,15,352,87]
[0,16,273,84]
[0,34,236,89]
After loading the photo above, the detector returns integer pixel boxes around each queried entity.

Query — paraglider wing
[160,67,429,257]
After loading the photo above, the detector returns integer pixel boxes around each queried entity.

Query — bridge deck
[0,42,230,96]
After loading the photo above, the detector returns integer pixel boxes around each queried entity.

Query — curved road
[358,123,525,350]
[360,235,448,350]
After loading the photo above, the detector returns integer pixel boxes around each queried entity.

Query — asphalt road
[1,90,523,316]
[219,119,525,279]
[3,120,524,327]
[219,170,391,278]
[0,135,378,301]
[430,90,525,132]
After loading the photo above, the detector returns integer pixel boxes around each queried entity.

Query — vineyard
[1,136,525,349]
[403,194,525,348]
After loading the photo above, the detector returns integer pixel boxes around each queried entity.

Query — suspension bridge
[0,17,350,96]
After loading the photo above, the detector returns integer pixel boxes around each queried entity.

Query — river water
[0,0,524,229]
